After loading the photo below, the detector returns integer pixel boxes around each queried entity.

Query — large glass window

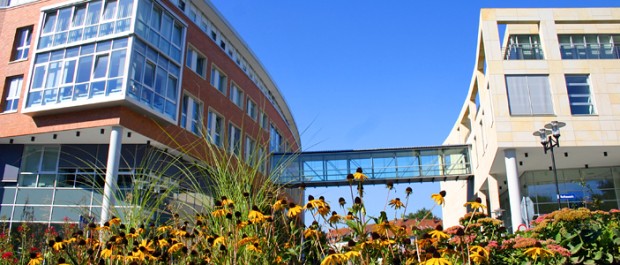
[3,76,23,112]
[228,123,241,156]
[269,125,282,153]
[559,34,620,60]
[26,38,128,108]
[504,35,543,60]
[19,146,60,187]
[180,94,203,135]
[134,0,183,63]
[207,111,224,147]
[505,75,553,115]
[38,0,133,50]
[565,75,595,115]
[246,98,257,120]
[13,27,32,61]
[128,38,180,120]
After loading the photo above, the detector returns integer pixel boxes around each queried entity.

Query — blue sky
[207,1,619,220]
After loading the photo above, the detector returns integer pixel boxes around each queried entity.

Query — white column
[487,174,502,218]
[504,149,523,232]
[100,126,123,225]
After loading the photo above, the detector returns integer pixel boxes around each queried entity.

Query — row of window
[168,0,288,124]
[505,34,620,60]
[179,94,286,156]
[506,74,594,116]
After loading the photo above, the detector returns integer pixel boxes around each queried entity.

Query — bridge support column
[504,149,523,232]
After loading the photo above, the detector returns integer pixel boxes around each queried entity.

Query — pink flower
[547,244,571,257]
[487,240,499,249]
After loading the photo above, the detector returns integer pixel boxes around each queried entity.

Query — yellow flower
[353,167,368,181]
[287,203,303,218]
[321,253,346,265]
[108,216,121,226]
[168,242,185,253]
[221,196,234,206]
[524,243,554,260]
[156,225,172,233]
[272,199,286,212]
[344,250,361,260]
[303,228,321,239]
[211,208,228,218]
[52,240,65,251]
[344,211,356,220]
[158,238,170,248]
[237,236,258,247]
[246,242,262,254]
[425,257,452,265]
[100,245,113,259]
[213,236,226,247]
[428,230,450,241]
[469,245,489,263]
[388,198,404,209]
[464,198,487,211]
[431,191,447,206]
[249,207,268,223]
[27,253,43,265]
[328,211,342,224]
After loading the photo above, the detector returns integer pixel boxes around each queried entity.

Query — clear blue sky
[207,1,619,221]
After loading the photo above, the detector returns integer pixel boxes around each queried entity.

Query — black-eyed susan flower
[464,197,487,211]
[353,167,368,181]
[287,203,303,218]
[406,186,413,196]
[424,256,452,265]
[272,199,286,212]
[328,211,342,225]
[211,208,228,218]
[303,227,321,239]
[221,196,234,206]
[524,242,554,260]
[156,225,172,234]
[246,242,262,254]
[431,191,447,206]
[321,253,346,265]
[346,174,354,183]
[100,244,113,259]
[469,245,489,263]
[27,252,43,265]
[108,216,121,226]
[57,257,70,265]
[338,197,346,207]
[316,205,331,217]
[168,242,185,253]
[236,236,258,247]
[428,225,449,241]
[249,206,268,223]
[386,181,394,190]
[212,236,226,247]
[388,198,404,210]
[344,211,356,220]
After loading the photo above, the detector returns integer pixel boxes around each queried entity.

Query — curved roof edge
[199,0,301,147]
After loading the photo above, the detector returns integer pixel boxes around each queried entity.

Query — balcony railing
[560,43,620,60]
[504,44,544,60]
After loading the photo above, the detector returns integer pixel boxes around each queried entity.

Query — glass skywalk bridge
[271,145,472,187]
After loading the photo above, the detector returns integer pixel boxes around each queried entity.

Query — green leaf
[583,260,596,265]
[555,232,562,242]
[594,250,602,260]
[570,242,583,254]
[605,253,613,263]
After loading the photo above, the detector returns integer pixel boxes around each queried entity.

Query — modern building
[442,8,620,231]
[0,0,300,227]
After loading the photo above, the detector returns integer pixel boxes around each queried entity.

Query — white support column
[504,149,523,232]
[487,174,501,218]
[101,126,123,225]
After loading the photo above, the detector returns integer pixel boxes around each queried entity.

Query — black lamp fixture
[532,121,566,210]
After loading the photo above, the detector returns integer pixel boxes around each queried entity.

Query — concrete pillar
[504,149,523,232]
[101,126,123,225]
[487,174,502,218]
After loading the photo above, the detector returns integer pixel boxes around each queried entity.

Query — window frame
[229,82,244,109]
[207,109,224,147]
[186,46,206,78]
[210,65,227,95]
[12,26,33,61]
[246,97,257,121]
[228,122,242,156]
[565,74,596,115]
[3,76,24,112]
[180,94,204,135]
[505,75,554,116]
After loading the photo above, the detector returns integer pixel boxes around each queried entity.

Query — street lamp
[532,121,566,210]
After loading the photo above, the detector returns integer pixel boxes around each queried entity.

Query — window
[244,136,256,163]
[259,111,268,129]
[228,123,241,156]
[505,35,543,60]
[180,94,203,135]
[13,27,32,61]
[186,47,206,77]
[229,83,243,108]
[269,124,282,152]
[207,110,223,146]
[246,98,257,120]
[505,75,553,115]
[565,75,595,115]
[559,34,620,60]
[210,66,226,94]
[3,76,23,112]
[19,145,60,187]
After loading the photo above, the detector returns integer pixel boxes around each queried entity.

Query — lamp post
[532,121,566,210]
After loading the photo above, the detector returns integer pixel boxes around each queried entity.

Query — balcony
[560,43,620,60]
[504,44,544,60]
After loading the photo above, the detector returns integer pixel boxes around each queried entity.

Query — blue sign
[558,194,575,199]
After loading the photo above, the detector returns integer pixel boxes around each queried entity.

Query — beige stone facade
[442,8,620,231]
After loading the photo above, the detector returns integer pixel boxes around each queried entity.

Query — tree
[405,207,440,221]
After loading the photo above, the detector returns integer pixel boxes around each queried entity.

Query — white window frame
[244,136,256,163]
[180,94,203,135]
[186,46,206,78]
[259,111,268,130]
[210,65,227,94]
[246,98,257,120]
[228,122,242,156]
[13,27,32,61]
[229,83,244,109]
[3,76,24,112]
[207,110,224,147]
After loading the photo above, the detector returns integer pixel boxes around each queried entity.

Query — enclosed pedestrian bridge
[271,145,472,188]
